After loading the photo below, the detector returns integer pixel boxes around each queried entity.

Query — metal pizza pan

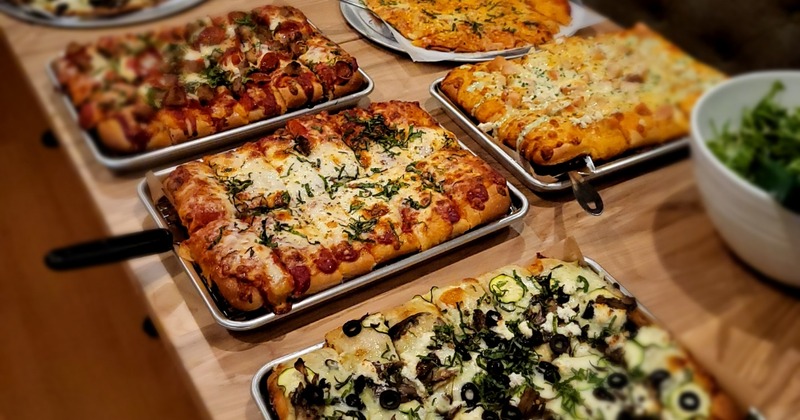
[46,63,374,172]
[429,77,689,193]
[137,140,530,332]
[0,0,205,29]
[249,257,765,420]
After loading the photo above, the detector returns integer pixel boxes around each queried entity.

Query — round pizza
[363,0,571,52]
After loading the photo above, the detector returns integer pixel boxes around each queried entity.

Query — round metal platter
[0,0,205,29]
[339,1,403,54]
[340,1,603,63]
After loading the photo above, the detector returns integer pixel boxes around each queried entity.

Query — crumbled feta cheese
[518,321,534,338]
[542,312,555,333]
[556,306,576,322]
[563,322,582,337]
[509,373,526,388]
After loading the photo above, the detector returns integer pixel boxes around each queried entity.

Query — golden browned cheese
[364,0,571,52]
[163,102,512,314]
[441,24,726,166]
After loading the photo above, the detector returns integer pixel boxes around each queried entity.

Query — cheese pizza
[164,101,512,314]
[441,24,726,167]
[266,257,742,419]
[8,0,163,17]
[53,5,365,154]
[363,0,571,53]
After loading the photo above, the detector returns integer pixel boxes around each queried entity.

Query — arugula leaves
[708,81,800,212]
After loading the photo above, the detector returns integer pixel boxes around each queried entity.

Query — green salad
[708,81,800,213]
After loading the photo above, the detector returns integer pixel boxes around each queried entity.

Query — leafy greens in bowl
[708,81,800,213]
[690,71,800,287]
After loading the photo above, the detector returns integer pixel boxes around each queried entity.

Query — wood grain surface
[0,33,203,420]
[1,1,798,419]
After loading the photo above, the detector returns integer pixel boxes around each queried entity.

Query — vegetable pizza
[266,257,741,419]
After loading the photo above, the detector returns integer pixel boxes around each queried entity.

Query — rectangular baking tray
[137,147,529,332]
[46,63,373,172]
[249,256,764,420]
[429,77,689,193]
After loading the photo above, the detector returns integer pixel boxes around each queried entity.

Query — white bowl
[690,71,800,287]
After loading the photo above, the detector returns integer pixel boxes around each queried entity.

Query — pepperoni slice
[466,184,489,210]
[435,200,461,224]
[334,60,354,82]
[332,243,359,263]
[78,103,99,129]
[248,72,271,84]
[288,264,311,295]
[195,26,226,47]
[259,52,282,73]
[295,71,317,100]
[315,249,339,274]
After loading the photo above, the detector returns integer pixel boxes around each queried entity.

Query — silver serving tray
[339,1,604,64]
[0,0,204,29]
[250,257,764,420]
[430,77,689,192]
[137,145,529,332]
[46,63,374,172]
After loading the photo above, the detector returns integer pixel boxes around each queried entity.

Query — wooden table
[2,1,798,418]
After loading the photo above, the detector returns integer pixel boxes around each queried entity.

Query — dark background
[584,0,800,74]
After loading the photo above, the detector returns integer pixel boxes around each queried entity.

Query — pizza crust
[442,24,726,167]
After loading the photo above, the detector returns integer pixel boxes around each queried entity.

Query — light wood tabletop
[2,1,798,419]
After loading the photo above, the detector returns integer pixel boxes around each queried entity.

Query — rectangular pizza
[162,101,512,315]
[53,5,365,154]
[264,255,742,419]
[440,24,726,167]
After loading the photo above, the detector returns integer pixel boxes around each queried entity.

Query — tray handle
[45,229,174,270]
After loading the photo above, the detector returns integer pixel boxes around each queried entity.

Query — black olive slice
[647,369,670,390]
[346,410,366,420]
[523,329,545,347]
[607,372,628,389]
[486,310,501,327]
[484,332,504,348]
[679,391,701,411]
[556,287,570,304]
[482,412,500,420]
[299,383,324,406]
[537,361,560,383]
[343,319,362,337]
[592,387,615,402]
[581,301,595,319]
[345,393,364,409]
[549,334,570,356]
[501,404,523,419]
[54,3,69,15]
[487,360,504,377]
[353,375,366,394]
[461,382,480,407]
[379,389,401,410]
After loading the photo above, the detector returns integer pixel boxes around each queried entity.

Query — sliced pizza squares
[53,5,366,154]
[164,102,512,314]
[266,258,742,419]
[441,24,726,167]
